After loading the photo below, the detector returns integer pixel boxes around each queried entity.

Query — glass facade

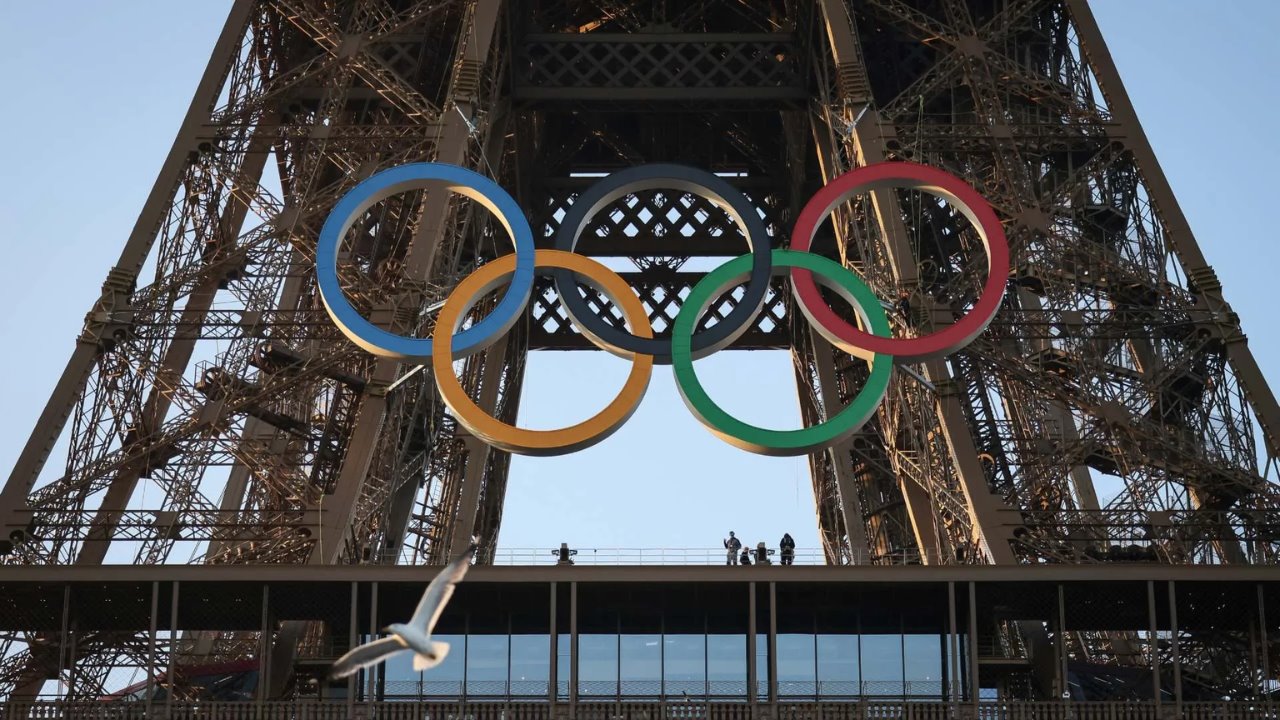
[708,634,747,697]
[381,629,944,700]
[663,635,703,697]
[511,635,551,697]
[861,634,903,697]
[466,634,508,695]
[578,634,618,697]
[817,634,858,697]
[619,634,661,697]
[777,633,816,697]
[377,582,951,702]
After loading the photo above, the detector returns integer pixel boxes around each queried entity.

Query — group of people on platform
[722,531,795,566]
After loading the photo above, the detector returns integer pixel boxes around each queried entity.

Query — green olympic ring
[672,249,893,456]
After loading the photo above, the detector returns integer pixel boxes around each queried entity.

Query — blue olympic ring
[315,163,536,361]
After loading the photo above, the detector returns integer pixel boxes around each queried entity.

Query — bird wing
[328,636,408,680]
[409,543,476,633]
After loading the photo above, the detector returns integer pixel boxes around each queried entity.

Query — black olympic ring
[550,164,773,364]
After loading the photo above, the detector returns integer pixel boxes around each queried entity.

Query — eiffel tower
[2,0,1278,709]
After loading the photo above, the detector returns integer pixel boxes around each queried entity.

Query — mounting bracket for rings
[550,164,774,364]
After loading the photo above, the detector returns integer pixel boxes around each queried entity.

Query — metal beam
[1065,0,1280,461]
[0,0,258,534]
[806,327,873,561]
[815,0,1016,563]
[307,0,507,567]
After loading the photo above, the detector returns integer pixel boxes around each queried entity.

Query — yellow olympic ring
[431,250,655,456]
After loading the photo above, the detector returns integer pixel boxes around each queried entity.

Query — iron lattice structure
[2,0,1279,702]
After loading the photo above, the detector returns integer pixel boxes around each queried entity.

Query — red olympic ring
[789,162,1009,364]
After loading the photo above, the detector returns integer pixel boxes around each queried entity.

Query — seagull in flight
[329,543,476,679]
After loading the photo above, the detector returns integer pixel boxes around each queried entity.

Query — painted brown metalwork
[1,0,1279,708]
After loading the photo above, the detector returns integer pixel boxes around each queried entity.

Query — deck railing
[486,548,921,566]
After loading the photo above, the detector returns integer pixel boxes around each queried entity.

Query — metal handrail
[488,547,920,566]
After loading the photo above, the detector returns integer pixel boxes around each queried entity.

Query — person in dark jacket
[779,533,796,566]
[724,531,742,565]
[740,547,752,566]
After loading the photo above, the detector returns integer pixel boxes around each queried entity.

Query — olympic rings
[316,160,1008,457]
[789,161,1009,364]
[551,164,772,364]
[673,249,893,457]
[315,163,536,361]
[432,250,655,456]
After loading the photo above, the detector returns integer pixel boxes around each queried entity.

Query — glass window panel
[578,634,618,697]
[707,634,747,697]
[466,634,508,696]
[382,649,419,699]
[777,634,816,698]
[511,635,549,697]
[904,634,943,698]
[620,634,661,697]
[860,634,903,697]
[817,634,859,698]
[664,634,705,697]
[423,634,465,697]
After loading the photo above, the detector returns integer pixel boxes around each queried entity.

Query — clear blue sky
[0,2,1277,556]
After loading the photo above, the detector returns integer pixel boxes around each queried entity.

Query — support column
[549,583,558,705]
[380,97,519,566]
[948,582,959,707]
[660,613,666,701]
[1251,610,1261,699]
[569,581,578,710]
[767,583,777,706]
[348,582,358,712]
[259,585,271,704]
[462,614,470,702]
[807,327,872,560]
[704,615,710,700]
[747,583,757,707]
[968,582,979,707]
[146,582,159,715]
[1147,580,1161,709]
[1260,585,1272,713]
[898,478,944,565]
[1169,581,1182,712]
[57,586,70,701]
[66,618,79,702]
[448,333,512,554]
[168,581,179,716]
[807,111,942,564]
[368,582,378,703]
[851,113,1018,564]
[1057,585,1069,701]
[203,417,285,564]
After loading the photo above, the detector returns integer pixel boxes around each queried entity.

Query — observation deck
[2,560,1278,718]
